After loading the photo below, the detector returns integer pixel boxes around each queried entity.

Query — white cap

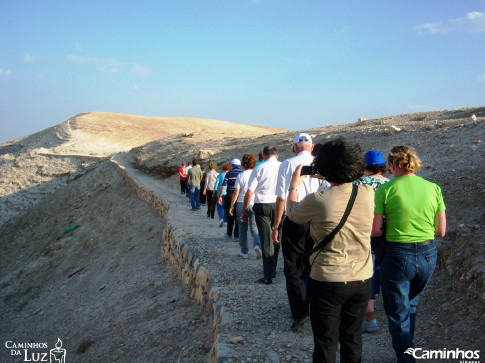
[294,132,312,144]
[230,158,241,166]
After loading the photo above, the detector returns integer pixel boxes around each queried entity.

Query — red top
[179,166,187,180]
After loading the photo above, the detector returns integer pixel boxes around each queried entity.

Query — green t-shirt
[187,166,203,186]
[374,175,445,243]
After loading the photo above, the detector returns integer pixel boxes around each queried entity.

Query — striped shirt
[222,166,243,194]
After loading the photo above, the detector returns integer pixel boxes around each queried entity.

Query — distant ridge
[1,112,287,156]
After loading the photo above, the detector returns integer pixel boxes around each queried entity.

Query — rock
[458,224,467,233]
[197,150,214,159]
[471,114,477,121]
[383,125,403,135]
[358,117,367,122]
[229,336,244,344]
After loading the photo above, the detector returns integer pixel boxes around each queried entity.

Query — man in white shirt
[273,133,330,331]
[242,146,281,285]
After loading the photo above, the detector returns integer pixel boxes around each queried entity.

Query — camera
[300,165,316,175]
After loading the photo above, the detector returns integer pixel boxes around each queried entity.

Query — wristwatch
[271,225,279,231]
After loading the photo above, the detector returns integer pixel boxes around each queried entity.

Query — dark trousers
[224,192,239,238]
[206,190,217,218]
[179,180,186,194]
[282,217,313,320]
[310,278,371,363]
[253,202,279,279]
[200,187,206,204]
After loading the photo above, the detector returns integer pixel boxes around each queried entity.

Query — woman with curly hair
[287,138,374,362]
[372,146,446,363]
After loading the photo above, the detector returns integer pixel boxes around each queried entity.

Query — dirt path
[113,153,397,362]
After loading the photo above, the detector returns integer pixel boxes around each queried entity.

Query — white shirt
[275,151,330,209]
[247,156,281,203]
[235,170,254,203]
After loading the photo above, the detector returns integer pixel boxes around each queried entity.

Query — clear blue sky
[1,0,484,144]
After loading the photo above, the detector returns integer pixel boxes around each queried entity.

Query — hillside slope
[0,112,286,227]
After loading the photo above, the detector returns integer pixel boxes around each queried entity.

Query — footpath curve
[111,153,395,362]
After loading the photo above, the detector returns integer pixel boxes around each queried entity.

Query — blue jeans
[235,203,261,254]
[189,185,200,210]
[380,242,437,363]
[217,195,227,222]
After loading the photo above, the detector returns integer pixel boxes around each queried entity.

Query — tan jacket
[288,183,374,282]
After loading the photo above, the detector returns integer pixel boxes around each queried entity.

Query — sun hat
[365,150,387,166]
[293,132,312,144]
[230,158,241,167]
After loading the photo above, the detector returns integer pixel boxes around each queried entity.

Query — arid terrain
[1,109,484,362]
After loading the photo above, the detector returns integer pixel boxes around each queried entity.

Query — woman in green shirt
[372,146,446,363]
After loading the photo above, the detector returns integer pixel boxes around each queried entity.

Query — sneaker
[238,252,248,259]
[362,318,379,333]
[219,219,224,228]
[254,246,262,259]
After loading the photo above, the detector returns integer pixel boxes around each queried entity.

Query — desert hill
[1,107,484,361]
[0,112,286,227]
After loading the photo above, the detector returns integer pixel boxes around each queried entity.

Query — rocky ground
[0,162,213,362]
[0,108,484,362]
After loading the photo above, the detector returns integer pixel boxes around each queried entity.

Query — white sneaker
[254,246,262,259]
[238,252,248,259]
[219,219,224,228]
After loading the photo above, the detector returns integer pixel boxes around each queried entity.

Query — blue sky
[1,0,484,144]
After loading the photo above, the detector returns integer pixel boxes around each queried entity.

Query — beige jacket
[288,183,374,282]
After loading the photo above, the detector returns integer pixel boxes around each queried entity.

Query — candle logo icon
[50,338,67,363]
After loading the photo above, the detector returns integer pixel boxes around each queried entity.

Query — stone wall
[111,157,228,362]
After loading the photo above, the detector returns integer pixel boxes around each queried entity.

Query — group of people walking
[177,134,446,363]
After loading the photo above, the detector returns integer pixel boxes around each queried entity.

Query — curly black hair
[366,164,387,175]
[313,138,365,184]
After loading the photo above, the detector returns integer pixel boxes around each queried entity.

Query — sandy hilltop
[0,109,484,362]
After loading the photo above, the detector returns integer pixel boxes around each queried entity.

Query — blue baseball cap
[365,150,387,166]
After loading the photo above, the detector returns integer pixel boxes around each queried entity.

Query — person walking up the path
[273,133,329,331]
[179,162,187,194]
[372,146,446,363]
[187,159,203,211]
[354,150,389,334]
[185,161,192,199]
[287,138,374,362]
[218,159,243,240]
[203,162,219,219]
[214,163,231,228]
[242,146,281,285]
[229,153,262,259]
